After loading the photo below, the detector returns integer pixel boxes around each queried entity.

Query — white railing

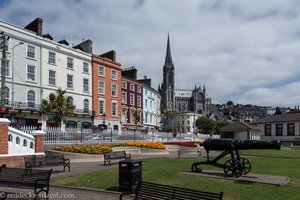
[11,125,220,144]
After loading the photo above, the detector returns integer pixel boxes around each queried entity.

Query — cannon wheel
[191,163,202,173]
[241,157,251,174]
[223,159,243,177]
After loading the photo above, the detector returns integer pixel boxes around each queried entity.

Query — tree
[215,120,229,134]
[196,116,215,135]
[41,87,75,127]
[226,100,234,107]
[162,109,174,132]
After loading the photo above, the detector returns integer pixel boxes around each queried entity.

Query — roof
[220,121,260,132]
[254,112,300,124]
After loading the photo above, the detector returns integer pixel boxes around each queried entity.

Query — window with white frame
[137,96,141,107]
[27,65,35,81]
[83,62,89,73]
[27,90,35,108]
[83,99,89,113]
[67,75,73,89]
[27,45,35,59]
[122,81,127,89]
[112,84,117,96]
[67,96,73,105]
[4,87,9,105]
[98,81,105,94]
[130,84,134,91]
[130,94,134,105]
[83,79,89,92]
[137,86,141,93]
[98,66,105,76]
[48,70,56,86]
[99,99,105,115]
[111,69,117,80]
[67,57,73,69]
[48,51,56,64]
[112,101,117,116]
[122,92,127,104]
[4,63,9,76]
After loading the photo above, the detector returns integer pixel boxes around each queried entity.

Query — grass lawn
[51,149,300,200]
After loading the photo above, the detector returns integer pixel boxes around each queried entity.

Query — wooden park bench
[0,165,52,199]
[103,150,131,166]
[177,146,203,159]
[119,181,223,200]
[24,153,70,172]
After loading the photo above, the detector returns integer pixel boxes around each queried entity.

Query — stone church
[158,35,212,115]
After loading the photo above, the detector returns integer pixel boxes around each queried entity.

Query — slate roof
[254,112,300,124]
[220,121,260,132]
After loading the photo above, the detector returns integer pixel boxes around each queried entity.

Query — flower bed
[163,141,197,147]
[52,142,165,154]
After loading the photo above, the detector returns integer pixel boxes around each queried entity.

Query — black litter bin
[119,160,142,192]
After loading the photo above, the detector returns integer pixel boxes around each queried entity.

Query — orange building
[92,51,122,132]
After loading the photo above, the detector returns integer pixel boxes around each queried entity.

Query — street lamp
[11,42,24,112]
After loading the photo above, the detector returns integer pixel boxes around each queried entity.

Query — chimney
[100,50,116,62]
[25,18,43,36]
[74,39,93,54]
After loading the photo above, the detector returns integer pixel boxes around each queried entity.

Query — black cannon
[191,138,281,178]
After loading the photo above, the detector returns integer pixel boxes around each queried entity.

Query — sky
[1,0,300,108]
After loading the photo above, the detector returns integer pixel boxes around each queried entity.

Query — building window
[264,124,272,136]
[27,45,35,59]
[122,107,127,122]
[99,66,104,76]
[122,81,127,89]
[16,137,20,144]
[67,75,73,89]
[4,87,9,105]
[137,96,141,107]
[83,79,89,92]
[130,94,134,105]
[67,96,73,105]
[30,142,34,149]
[48,51,56,64]
[67,57,73,69]
[112,84,117,96]
[8,134,12,142]
[275,124,283,136]
[83,62,89,73]
[48,70,56,86]
[111,69,117,80]
[287,123,295,136]
[27,90,35,108]
[145,99,148,107]
[137,86,141,93]
[4,63,9,76]
[112,101,117,116]
[99,99,105,115]
[27,65,35,81]
[122,92,127,104]
[83,99,89,113]
[98,81,105,94]
[23,139,27,147]
[130,84,134,91]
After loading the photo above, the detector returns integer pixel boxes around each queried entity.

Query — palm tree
[41,87,75,127]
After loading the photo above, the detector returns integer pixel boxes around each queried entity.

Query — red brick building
[92,51,122,132]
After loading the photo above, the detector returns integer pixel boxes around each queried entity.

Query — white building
[175,112,202,134]
[0,18,93,128]
[140,79,161,131]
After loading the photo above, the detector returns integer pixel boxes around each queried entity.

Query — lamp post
[11,42,24,112]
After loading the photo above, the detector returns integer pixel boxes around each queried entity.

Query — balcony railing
[4,101,93,116]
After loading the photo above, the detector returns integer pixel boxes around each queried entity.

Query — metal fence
[13,125,219,144]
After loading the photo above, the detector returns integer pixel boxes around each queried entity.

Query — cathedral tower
[160,34,175,111]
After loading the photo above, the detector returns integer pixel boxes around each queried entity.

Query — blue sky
[1,0,300,107]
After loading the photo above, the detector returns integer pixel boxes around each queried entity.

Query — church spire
[165,34,173,66]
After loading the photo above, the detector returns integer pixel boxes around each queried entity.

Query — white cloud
[1,0,300,107]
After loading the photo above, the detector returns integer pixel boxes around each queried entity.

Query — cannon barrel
[233,139,281,150]
[203,138,281,151]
